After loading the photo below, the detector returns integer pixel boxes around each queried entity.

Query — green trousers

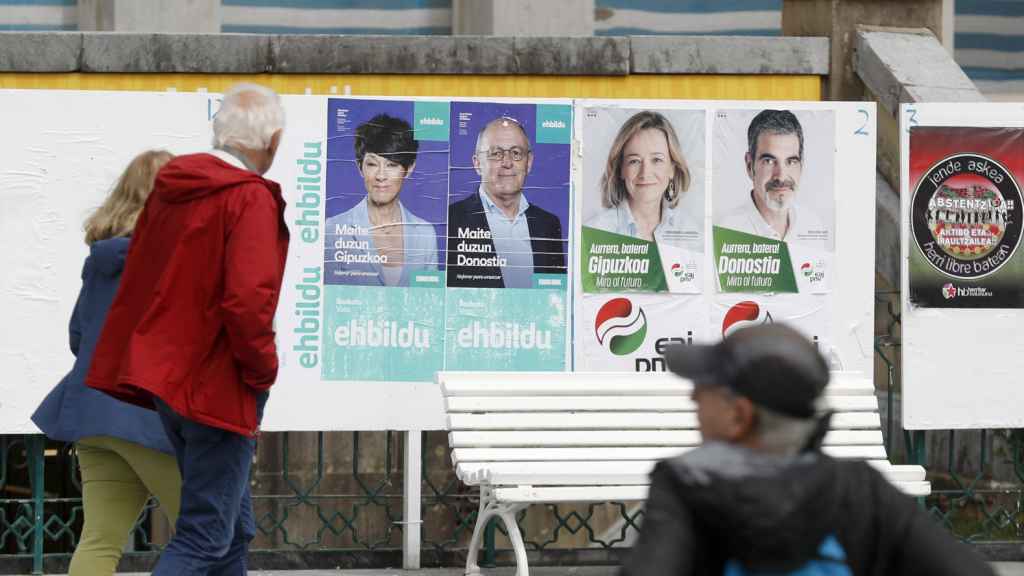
[69,436,181,576]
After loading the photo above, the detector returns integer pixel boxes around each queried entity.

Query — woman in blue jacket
[32,150,180,576]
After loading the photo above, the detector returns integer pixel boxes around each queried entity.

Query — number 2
[854,108,870,136]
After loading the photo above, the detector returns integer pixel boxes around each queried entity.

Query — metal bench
[438,370,929,576]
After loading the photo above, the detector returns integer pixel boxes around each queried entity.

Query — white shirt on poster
[587,197,702,249]
[717,192,830,251]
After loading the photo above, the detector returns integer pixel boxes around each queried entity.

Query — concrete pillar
[78,0,221,33]
[853,26,983,291]
[453,0,594,36]
[782,0,953,102]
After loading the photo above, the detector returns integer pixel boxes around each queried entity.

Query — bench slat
[448,396,694,412]
[458,463,652,486]
[439,372,876,397]
[494,485,651,503]
[822,445,889,459]
[451,445,891,463]
[449,412,694,430]
[444,379,690,397]
[458,460,925,487]
[446,395,880,413]
[449,429,883,448]
[492,478,930,503]
[829,412,884,429]
[450,430,701,447]
[895,481,932,497]
[447,411,882,431]
[867,463,927,482]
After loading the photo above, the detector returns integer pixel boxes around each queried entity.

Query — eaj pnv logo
[722,300,772,337]
[912,153,1023,279]
[595,297,647,356]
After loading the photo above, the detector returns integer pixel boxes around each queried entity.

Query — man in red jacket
[87,83,289,575]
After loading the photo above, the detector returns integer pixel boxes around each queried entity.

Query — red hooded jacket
[86,153,290,436]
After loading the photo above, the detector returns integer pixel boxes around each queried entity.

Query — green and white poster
[711,109,835,296]
[579,106,705,294]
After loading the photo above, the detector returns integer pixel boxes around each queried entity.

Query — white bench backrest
[439,371,901,486]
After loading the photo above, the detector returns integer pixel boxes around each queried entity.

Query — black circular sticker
[912,153,1022,279]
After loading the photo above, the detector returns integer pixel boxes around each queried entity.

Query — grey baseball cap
[662,323,829,418]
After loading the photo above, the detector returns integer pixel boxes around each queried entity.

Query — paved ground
[99,565,1024,576]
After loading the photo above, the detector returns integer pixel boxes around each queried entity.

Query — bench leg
[497,507,529,576]
[465,488,496,576]
[464,489,530,576]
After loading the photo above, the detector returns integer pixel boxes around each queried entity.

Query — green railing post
[483,518,496,567]
[908,430,926,466]
[26,435,45,576]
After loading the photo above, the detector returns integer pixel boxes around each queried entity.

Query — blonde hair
[84,150,173,245]
[601,110,691,210]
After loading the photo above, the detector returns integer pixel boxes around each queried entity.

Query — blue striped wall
[0,0,1020,93]
[220,0,452,34]
[954,0,1024,91]
[0,0,74,31]
[594,0,781,36]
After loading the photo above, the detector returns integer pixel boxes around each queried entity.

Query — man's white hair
[751,404,819,455]
[212,83,285,151]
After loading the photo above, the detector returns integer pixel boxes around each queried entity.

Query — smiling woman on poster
[587,110,699,248]
[324,113,438,287]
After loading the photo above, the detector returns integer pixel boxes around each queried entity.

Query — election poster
[444,100,572,371]
[579,294,708,372]
[907,127,1024,308]
[320,98,450,382]
[900,104,1024,430]
[574,101,872,376]
[579,106,706,294]
[710,295,833,362]
[712,109,835,295]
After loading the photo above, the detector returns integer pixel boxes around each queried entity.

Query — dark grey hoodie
[621,442,994,576]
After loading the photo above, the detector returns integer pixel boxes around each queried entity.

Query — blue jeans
[152,395,265,576]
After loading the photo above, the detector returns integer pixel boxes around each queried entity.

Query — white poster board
[900,102,1024,429]
[0,91,877,434]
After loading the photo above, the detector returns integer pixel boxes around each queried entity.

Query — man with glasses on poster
[447,116,565,288]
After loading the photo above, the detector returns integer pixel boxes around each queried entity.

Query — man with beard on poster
[447,116,565,288]
[718,109,828,249]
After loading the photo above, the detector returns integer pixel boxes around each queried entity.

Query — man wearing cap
[622,323,994,576]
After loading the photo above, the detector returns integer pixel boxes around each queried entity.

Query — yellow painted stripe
[0,73,821,100]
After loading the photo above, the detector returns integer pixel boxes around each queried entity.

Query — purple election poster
[446,101,571,289]
[324,98,449,287]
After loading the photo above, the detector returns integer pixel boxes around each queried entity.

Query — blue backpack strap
[721,534,852,575]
